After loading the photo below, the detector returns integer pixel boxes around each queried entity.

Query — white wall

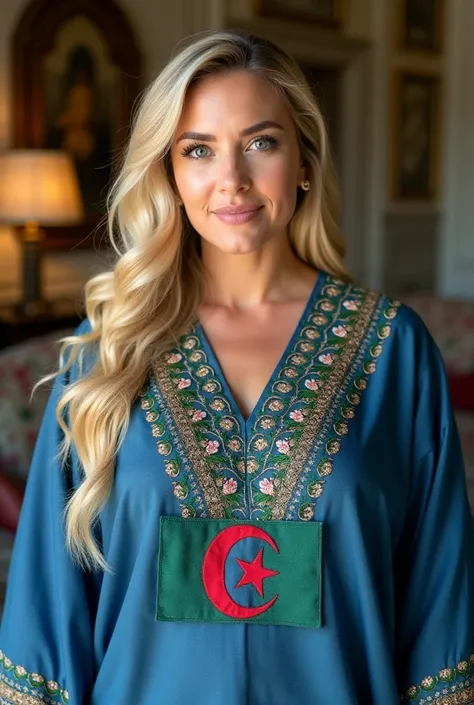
[440,0,474,299]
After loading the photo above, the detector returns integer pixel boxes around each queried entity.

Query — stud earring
[176,195,183,206]
[301,180,310,191]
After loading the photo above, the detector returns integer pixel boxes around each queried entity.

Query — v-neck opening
[193,270,327,430]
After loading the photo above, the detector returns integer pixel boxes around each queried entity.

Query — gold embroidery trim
[271,291,380,520]
[0,681,44,704]
[405,685,474,705]
[153,360,226,518]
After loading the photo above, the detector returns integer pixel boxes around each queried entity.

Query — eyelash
[180,134,279,159]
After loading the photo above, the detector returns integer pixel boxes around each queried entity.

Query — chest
[197,303,307,421]
[125,278,405,525]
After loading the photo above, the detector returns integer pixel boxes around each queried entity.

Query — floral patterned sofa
[0,329,74,610]
[0,329,74,482]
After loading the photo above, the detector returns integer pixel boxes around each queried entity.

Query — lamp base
[19,226,47,317]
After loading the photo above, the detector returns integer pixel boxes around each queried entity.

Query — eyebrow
[175,120,285,143]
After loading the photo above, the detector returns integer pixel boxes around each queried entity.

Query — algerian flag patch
[157,516,323,628]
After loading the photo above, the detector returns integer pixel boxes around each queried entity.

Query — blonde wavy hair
[45,29,351,571]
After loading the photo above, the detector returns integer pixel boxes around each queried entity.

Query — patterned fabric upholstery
[0,330,74,482]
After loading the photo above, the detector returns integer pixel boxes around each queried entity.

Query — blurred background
[0,0,473,603]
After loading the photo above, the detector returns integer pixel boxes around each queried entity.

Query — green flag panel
[157,516,323,628]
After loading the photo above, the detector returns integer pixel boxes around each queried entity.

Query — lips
[212,205,263,225]
[213,204,262,215]
[211,204,264,225]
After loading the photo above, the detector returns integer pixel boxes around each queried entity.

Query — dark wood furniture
[0,303,83,350]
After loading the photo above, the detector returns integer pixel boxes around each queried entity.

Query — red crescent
[202,524,279,619]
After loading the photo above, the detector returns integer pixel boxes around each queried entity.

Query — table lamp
[0,149,84,315]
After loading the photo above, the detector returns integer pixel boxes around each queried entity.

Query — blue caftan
[1,271,473,705]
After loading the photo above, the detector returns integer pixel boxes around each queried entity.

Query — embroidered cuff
[399,654,474,704]
[0,651,69,705]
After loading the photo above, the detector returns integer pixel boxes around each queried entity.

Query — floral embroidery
[305,379,321,392]
[142,274,401,522]
[399,654,474,704]
[141,333,243,519]
[223,478,238,495]
[259,478,275,495]
[176,378,191,390]
[0,650,69,704]
[167,353,182,364]
[318,353,334,365]
[275,439,291,455]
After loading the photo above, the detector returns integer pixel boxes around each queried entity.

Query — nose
[216,149,251,194]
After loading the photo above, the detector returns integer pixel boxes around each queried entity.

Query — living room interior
[0,0,473,609]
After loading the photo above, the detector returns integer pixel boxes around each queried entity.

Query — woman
[1,29,473,705]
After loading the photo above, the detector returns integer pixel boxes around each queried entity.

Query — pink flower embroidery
[289,410,304,422]
[305,378,321,392]
[223,478,238,495]
[205,440,220,455]
[167,353,182,364]
[276,439,291,455]
[192,410,207,422]
[343,300,359,311]
[259,478,275,495]
[177,378,191,389]
[332,325,347,337]
[319,353,334,365]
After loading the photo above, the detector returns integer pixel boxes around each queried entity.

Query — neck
[199,233,318,312]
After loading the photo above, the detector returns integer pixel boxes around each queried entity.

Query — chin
[209,227,273,255]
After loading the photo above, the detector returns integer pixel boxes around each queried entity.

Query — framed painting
[11,0,142,249]
[398,0,443,52]
[390,71,442,201]
[255,0,344,27]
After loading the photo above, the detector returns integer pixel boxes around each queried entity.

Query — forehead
[176,69,294,131]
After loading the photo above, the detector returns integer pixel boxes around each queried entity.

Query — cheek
[174,164,214,202]
[255,158,298,197]
[255,160,299,220]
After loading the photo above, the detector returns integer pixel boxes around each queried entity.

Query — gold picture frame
[255,0,344,28]
[389,71,442,201]
[11,0,142,250]
[397,0,444,53]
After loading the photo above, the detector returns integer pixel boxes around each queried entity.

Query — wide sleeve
[0,326,100,705]
[394,313,474,704]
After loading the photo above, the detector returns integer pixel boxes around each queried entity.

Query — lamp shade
[0,149,84,225]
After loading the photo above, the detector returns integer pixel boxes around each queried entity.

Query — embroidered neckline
[141,274,401,521]
[192,270,326,429]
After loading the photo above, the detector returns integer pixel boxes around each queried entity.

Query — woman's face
[170,69,305,255]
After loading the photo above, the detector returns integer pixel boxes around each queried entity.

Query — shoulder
[73,316,93,337]
[336,278,435,349]
[329,276,445,377]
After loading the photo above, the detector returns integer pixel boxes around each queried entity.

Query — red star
[235,548,279,597]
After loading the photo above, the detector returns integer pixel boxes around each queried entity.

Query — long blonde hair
[47,29,351,571]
